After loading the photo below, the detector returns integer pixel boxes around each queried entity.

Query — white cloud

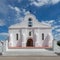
[30,0,60,7]
[59,20,60,22]
[51,0,60,4]
[55,29,60,32]
[41,20,60,30]
[24,10,30,15]
[9,5,21,13]
[8,5,14,9]
[0,19,5,26]
[0,33,8,36]
[0,0,8,14]
[54,33,60,40]
[55,33,60,37]
[8,5,22,23]
[15,7,21,13]
[41,20,55,26]
[53,25,60,30]
[18,0,21,3]
[9,5,31,23]
[30,0,48,7]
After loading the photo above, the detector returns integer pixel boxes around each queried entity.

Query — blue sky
[0,0,60,40]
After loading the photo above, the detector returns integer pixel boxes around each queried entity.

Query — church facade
[8,13,53,48]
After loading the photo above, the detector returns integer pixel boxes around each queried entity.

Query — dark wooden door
[26,38,33,47]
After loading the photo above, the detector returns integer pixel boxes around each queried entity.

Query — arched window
[29,18,32,21]
[42,33,44,40]
[16,34,18,40]
[28,18,32,27]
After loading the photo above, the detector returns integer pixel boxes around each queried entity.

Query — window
[42,33,44,40]
[28,21,32,24]
[29,32,31,36]
[29,18,32,21]
[28,25,32,27]
[16,34,18,40]
[28,18,32,27]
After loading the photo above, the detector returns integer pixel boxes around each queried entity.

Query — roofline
[9,27,52,30]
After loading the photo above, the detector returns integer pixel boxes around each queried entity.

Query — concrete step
[3,49,57,56]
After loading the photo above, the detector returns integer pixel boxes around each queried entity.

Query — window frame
[28,18,32,27]
[16,34,18,40]
[29,31,31,36]
[42,33,44,40]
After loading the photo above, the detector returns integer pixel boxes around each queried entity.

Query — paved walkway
[0,56,60,60]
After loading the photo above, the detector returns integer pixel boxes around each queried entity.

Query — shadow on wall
[42,34,50,47]
[17,39,21,47]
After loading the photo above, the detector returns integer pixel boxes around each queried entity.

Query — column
[35,33,41,47]
[21,33,26,47]
[48,33,53,47]
[9,33,14,47]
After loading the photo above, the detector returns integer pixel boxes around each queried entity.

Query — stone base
[3,49,57,56]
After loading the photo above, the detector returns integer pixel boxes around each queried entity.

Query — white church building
[2,13,58,56]
[7,13,53,49]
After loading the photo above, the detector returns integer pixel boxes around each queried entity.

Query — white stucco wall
[9,29,21,47]
[8,13,53,48]
[9,13,51,28]
[8,28,53,48]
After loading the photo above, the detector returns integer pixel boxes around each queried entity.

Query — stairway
[3,49,57,56]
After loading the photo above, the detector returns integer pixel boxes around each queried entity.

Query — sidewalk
[0,56,60,60]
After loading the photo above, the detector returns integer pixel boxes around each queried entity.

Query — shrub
[57,41,60,46]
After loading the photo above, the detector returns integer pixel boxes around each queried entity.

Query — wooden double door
[26,38,33,47]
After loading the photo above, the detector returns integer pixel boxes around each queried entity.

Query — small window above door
[29,31,31,36]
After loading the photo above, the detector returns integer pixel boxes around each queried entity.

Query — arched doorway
[26,38,33,47]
